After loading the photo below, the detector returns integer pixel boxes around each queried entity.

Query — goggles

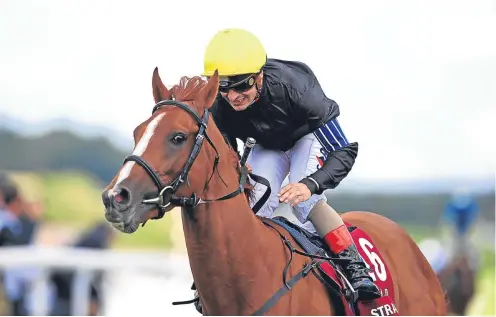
[218,73,259,93]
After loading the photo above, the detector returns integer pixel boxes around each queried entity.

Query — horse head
[102,67,248,233]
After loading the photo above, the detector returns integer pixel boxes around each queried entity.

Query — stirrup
[336,268,359,302]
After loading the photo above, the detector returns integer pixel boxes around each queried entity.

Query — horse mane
[171,76,255,202]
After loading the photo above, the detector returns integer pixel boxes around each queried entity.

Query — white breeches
[247,133,329,232]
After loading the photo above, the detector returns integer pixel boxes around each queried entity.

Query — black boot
[335,244,382,301]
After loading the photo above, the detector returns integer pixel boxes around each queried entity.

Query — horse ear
[199,70,219,109]
[152,67,171,103]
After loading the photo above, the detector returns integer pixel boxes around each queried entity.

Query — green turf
[467,250,496,316]
[9,170,173,249]
[41,171,105,226]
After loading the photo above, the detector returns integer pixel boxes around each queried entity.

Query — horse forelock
[170,76,208,102]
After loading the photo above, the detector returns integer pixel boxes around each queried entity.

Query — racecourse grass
[466,250,495,316]
[8,170,173,249]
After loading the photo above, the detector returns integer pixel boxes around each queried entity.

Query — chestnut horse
[102,68,446,315]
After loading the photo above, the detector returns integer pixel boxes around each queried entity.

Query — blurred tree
[0,130,126,184]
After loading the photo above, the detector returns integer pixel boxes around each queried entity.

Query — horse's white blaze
[113,113,166,190]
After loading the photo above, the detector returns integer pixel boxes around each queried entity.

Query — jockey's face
[220,72,262,111]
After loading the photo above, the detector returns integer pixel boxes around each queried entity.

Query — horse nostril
[111,186,132,210]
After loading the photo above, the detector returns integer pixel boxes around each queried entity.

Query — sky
[0,0,495,181]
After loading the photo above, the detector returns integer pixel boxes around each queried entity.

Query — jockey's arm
[287,77,359,195]
[300,128,358,195]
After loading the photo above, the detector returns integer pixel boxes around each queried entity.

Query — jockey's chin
[230,100,252,111]
[221,91,256,112]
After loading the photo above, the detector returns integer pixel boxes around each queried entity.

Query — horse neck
[180,144,271,313]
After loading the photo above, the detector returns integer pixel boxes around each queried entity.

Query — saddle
[262,216,399,316]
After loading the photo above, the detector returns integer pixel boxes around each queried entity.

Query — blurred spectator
[1,172,116,316]
[443,187,479,244]
[48,222,116,316]
[0,173,42,246]
[442,187,480,270]
[0,172,43,316]
[0,174,23,247]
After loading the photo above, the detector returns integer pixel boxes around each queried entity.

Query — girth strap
[251,260,318,316]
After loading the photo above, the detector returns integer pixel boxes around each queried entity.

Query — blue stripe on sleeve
[313,118,349,151]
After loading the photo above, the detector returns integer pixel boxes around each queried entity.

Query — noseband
[123,99,243,220]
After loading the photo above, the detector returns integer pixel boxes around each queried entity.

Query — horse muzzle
[101,186,143,232]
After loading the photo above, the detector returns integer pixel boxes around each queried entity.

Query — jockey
[203,28,381,300]
[443,188,479,250]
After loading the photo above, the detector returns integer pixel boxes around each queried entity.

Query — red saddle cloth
[316,222,399,316]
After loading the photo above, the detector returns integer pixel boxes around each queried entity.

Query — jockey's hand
[245,162,252,174]
[278,183,311,207]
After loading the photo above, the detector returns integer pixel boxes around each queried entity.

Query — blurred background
[0,0,494,316]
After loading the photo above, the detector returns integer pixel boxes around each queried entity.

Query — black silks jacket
[210,58,358,194]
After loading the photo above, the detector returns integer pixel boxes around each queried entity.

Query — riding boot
[323,224,382,301]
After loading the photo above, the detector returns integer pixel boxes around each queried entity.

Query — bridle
[123,99,243,220]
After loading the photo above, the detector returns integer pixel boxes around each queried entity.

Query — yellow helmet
[202,28,267,77]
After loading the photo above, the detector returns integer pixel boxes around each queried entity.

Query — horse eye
[171,133,187,145]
